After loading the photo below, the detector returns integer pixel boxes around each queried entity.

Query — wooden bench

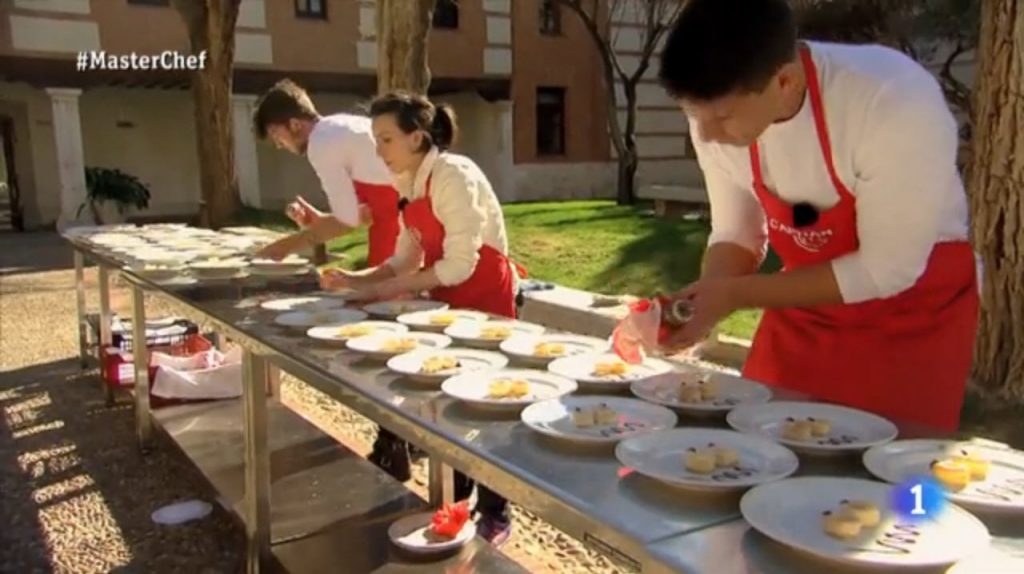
[637,183,709,218]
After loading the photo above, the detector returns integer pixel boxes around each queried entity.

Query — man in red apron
[655,0,978,431]
[252,80,412,481]
[252,79,400,266]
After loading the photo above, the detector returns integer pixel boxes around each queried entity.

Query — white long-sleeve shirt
[305,114,395,227]
[692,41,970,303]
[386,148,509,287]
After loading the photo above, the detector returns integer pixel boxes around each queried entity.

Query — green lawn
[240,200,768,339]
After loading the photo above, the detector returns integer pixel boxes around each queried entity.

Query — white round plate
[547,352,674,390]
[307,321,409,344]
[740,477,990,568]
[727,401,898,455]
[441,368,578,409]
[864,439,1024,514]
[630,368,772,416]
[386,348,508,384]
[444,319,545,349]
[249,265,312,277]
[346,332,453,361]
[153,276,198,288]
[499,333,610,366]
[615,428,798,491]
[521,396,677,444]
[259,296,345,312]
[387,512,476,555]
[397,309,490,332]
[363,299,450,318]
[273,308,368,330]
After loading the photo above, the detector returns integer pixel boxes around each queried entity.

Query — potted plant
[77,167,152,224]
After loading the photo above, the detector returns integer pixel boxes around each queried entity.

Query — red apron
[741,45,979,431]
[400,177,520,319]
[354,180,401,267]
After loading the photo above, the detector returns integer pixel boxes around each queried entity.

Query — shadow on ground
[0,358,243,573]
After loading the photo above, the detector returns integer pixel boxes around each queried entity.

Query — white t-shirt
[305,113,395,227]
[386,148,510,287]
[693,41,970,303]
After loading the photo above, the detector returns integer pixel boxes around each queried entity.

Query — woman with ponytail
[321,91,520,545]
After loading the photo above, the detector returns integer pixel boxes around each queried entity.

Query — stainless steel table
[67,232,1024,574]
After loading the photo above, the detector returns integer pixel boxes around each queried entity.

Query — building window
[539,0,561,35]
[295,0,327,20]
[433,0,459,29]
[127,0,169,5]
[536,87,566,157]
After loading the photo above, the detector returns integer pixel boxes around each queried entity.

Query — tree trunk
[377,0,436,94]
[968,0,1024,400]
[173,0,242,229]
[616,82,640,205]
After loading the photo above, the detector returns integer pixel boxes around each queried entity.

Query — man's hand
[661,277,742,354]
[285,196,324,228]
[255,232,310,261]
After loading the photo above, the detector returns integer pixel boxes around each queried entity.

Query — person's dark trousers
[368,427,411,482]
[454,472,509,521]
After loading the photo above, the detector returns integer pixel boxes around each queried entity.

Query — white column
[494,100,516,201]
[46,87,89,230]
[232,93,263,209]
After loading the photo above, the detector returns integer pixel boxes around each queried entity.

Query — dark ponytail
[430,103,458,151]
[368,91,459,152]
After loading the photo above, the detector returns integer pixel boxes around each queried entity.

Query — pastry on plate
[572,407,595,428]
[931,459,971,491]
[677,384,703,403]
[487,379,530,399]
[593,361,628,377]
[698,377,718,400]
[685,448,717,474]
[807,417,832,437]
[487,379,512,399]
[594,403,617,425]
[839,499,881,528]
[822,510,862,539]
[420,355,460,374]
[533,342,566,357]
[708,443,739,467]
[382,337,417,353]
[781,418,813,441]
[480,326,512,340]
[338,323,375,338]
[429,313,458,326]
[952,449,990,481]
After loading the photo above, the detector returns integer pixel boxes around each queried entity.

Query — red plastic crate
[101,333,215,407]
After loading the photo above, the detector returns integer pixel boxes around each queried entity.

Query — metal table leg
[131,285,153,452]
[428,457,455,507]
[74,250,88,369]
[98,265,114,406]
[242,350,271,573]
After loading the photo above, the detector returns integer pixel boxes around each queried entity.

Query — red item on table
[429,500,471,539]
[611,296,694,364]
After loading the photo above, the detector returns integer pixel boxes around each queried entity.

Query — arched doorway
[0,116,23,231]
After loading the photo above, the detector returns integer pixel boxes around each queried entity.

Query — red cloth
[353,180,401,267]
[400,176,518,318]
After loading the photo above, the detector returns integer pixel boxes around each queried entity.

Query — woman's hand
[349,278,413,302]
[319,267,358,291]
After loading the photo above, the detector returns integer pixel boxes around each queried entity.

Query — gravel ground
[0,233,642,574]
